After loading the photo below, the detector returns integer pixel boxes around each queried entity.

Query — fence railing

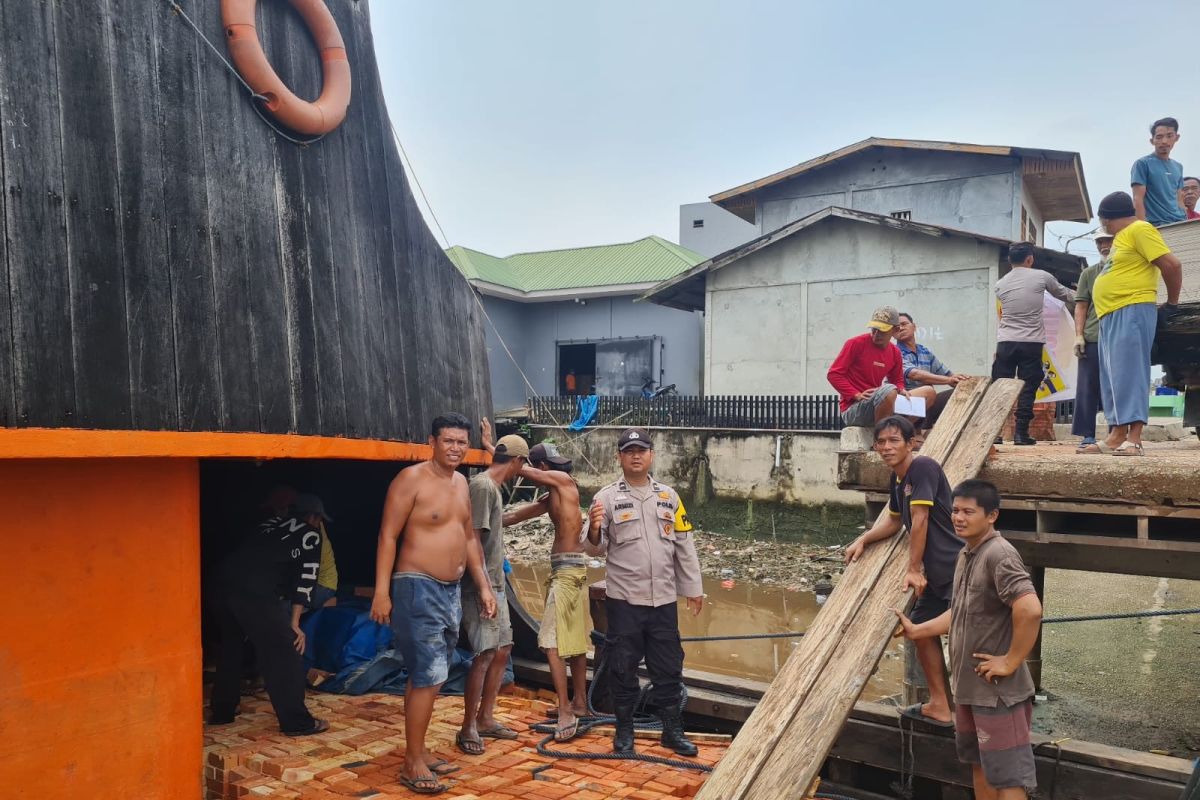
[528,394,844,431]
[1054,400,1075,424]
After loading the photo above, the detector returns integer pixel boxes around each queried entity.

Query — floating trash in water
[720,567,735,579]
[720,579,736,590]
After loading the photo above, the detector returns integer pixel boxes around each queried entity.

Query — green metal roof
[446,236,704,295]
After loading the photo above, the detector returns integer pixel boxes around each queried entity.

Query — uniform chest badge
[662,521,672,536]
[658,491,670,500]
[616,510,637,523]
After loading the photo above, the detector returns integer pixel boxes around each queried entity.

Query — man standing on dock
[588,427,703,757]
[895,480,1043,800]
[844,415,963,727]
[370,413,498,795]
[992,242,1075,445]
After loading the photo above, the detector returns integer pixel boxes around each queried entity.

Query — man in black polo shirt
[844,415,963,726]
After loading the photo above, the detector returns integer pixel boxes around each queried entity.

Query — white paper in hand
[893,394,927,417]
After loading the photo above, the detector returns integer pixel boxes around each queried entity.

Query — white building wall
[705,218,998,396]
[679,202,759,258]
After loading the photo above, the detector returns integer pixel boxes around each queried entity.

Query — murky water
[507,561,905,702]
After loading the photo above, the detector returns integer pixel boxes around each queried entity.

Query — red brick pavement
[203,687,724,799]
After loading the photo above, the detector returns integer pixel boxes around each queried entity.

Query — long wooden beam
[696,377,1022,800]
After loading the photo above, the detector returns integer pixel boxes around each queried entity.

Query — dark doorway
[557,343,595,395]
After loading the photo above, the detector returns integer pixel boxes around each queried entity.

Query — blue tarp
[299,597,511,695]
[568,394,598,431]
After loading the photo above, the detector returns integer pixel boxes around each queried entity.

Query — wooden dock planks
[696,377,1023,800]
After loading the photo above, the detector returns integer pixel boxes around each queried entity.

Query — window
[890,210,911,220]
[692,219,705,228]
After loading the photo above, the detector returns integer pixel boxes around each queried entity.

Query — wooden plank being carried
[697,377,1023,800]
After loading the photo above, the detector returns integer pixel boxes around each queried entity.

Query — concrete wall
[679,201,759,258]
[705,217,999,395]
[755,150,1023,240]
[484,295,705,411]
[538,425,860,506]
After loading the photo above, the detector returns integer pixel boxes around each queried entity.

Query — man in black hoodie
[207,494,330,736]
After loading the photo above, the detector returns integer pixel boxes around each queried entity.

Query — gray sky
[372,0,1200,259]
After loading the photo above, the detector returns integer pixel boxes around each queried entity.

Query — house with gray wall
[708,137,1091,244]
[653,138,1092,396]
[645,208,1085,396]
[447,237,705,413]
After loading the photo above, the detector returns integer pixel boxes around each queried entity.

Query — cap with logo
[867,305,900,332]
[617,427,653,451]
[293,493,332,522]
[494,434,530,459]
[529,441,571,466]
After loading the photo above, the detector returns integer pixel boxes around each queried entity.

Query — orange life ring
[221,0,352,136]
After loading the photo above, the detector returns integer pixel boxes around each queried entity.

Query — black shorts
[910,591,950,625]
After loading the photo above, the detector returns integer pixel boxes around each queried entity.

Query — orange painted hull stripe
[0,427,490,464]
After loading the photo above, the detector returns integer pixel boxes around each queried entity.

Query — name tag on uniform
[615,501,634,511]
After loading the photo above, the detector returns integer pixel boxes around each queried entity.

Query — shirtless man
[370,413,497,795]
[512,442,590,739]
[481,421,589,741]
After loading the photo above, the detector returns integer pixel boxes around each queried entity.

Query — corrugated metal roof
[446,236,704,295]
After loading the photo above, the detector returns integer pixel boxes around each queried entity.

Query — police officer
[588,428,703,756]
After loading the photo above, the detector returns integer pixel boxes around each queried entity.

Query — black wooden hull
[0,1,490,441]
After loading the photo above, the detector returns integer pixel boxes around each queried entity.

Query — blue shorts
[390,572,461,688]
[910,590,950,625]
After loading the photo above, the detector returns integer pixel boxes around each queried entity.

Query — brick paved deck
[204,687,725,799]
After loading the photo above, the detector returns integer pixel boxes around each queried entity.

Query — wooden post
[1029,566,1046,691]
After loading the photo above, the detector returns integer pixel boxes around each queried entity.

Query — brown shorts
[955,698,1036,792]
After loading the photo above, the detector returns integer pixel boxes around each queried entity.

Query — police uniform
[593,427,702,755]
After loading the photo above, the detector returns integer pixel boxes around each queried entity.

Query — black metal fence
[528,394,844,431]
[1054,400,1075,424]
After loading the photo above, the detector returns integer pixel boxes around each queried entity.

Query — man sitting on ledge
[828,306,918,428]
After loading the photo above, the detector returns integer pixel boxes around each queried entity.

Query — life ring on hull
[221,0,352,136]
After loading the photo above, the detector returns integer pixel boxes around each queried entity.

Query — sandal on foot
[399,774,447,795]
[1075,443,1103,454]
[455,731,485,756]
[554,717,580,742]
[426,759,459,776]
[899,703,954,728]
[282,718,329,737]
[478,723,519,740]
[1112,441,1145,457]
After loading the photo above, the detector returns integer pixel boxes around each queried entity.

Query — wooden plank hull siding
[529,394,844,430]
[0,2,490,441]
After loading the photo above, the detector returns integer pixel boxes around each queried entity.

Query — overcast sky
[371,0,1200,259]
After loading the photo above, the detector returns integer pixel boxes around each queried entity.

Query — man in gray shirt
[992,242,1075,445]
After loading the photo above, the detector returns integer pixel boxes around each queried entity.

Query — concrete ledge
[839,426,874,451]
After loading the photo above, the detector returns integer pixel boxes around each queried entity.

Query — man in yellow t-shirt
[1092,191,1183,455]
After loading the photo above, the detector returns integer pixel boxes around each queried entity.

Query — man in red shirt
[828,306,916,426]
[1183,176,1200,219]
